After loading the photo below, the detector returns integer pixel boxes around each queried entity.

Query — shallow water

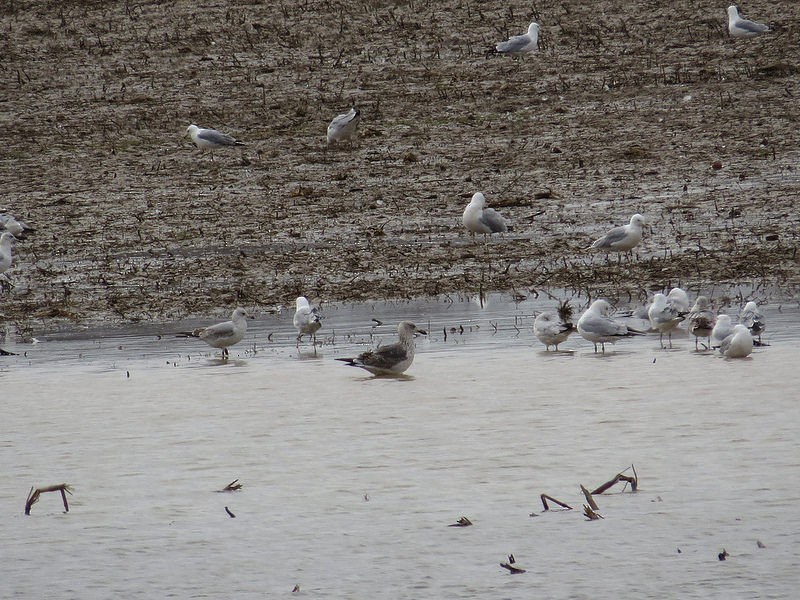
[2,295,799,599]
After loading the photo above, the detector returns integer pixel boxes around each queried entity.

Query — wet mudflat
[2,1,800,327]
[2,296,799,598]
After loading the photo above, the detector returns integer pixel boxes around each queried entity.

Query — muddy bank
[2,0,799,330]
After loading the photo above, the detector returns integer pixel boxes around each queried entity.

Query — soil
[2,0,799,330]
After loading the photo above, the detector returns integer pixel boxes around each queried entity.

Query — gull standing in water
[336,321,426,375]
[739,301,766,343]
[327,107,361,146]
[648,293,686,348]
[711,314,734,348]
[293,296,322,347]
[577,299,643,353]
[727,5,771,38]
[533,301,575,351]
[588,214,647,259]
[718,324,754,358]
[462,192,510,237]
[496,22,540,56]
[179,307,249,359]
[688,296,716,350]
[186,124,244,160]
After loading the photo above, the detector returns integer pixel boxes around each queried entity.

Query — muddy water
[2,296,799,599]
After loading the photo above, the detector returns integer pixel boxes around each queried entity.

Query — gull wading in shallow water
[327,107,360,146]
[462,192,511,237]
[727,5,771,38]
[496,22,540,56]
[648,292,687,349]
[185,124,244,160]
[718,324,753,358]
[179,307,249,359]
[577,299,643,353]
[739,301,766,343]
[336,321,426,375]
[688,296,716,350]
[589,214,647,259]
[533,302,576,351]
[293,296,322,346]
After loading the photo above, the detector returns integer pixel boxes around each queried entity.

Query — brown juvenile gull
[327,107,360,145]
[462,192,510,236]
[496,22,540,56]
[293,296,322,346]
[336,321,426,375]
[589,214,647,256]
[179,307,249,359]
[727,5,771,38]
[687,296,716,350]
[185,124,244,160]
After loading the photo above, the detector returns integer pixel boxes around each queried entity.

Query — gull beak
[415,328,428,336]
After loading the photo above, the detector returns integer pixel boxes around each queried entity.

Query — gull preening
[496,22,540,56]
[179,307,249,359]
[462,192,511,237]
[666,287,690,314]
[533,302,576,351]
[293,296,322,346]
[186,124,244,160]
[727,5,771,38]
[739,301,766,343]
[589,214,647,257]
[336,321,426,375]
[648,292,686,348]
[718,324,754,358]
[577,299,643,353]
[687,296,716,350]
[327,107,361,145]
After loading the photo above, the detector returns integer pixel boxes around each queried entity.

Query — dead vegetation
[1,1,799,327]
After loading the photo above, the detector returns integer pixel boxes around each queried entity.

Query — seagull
[496,22,540,56]
[1,214,33,238]
[533,302,575,351]
[718,324,754,358]
[462,192,510,237]
[577,299,643,353]
[293,296,322,346]
[185,124,244,160]
[666,287,691,314]
[589,214,647,258]
[687,296,716,350]
[1,232,15,279]
[327,107,361,145]
[336,321,426,375]
[727,5,771,38]
[648,293,686,348]
[711,314,734,348]
[739,301,766,343]
[178,307,249,358]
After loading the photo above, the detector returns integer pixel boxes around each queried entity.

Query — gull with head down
[577,299,644,353]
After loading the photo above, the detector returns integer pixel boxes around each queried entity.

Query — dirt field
[2,0,799,329]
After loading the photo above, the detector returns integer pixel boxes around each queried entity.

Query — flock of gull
[1,6,774,366]
[163,288,764,376]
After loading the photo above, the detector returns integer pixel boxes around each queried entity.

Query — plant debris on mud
[2,1,799,328]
